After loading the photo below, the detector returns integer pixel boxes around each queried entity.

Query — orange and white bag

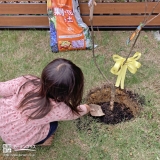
[47,0,92,53]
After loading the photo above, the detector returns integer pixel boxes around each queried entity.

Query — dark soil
[75,101,135,132]
[75,85,145,132]
[95,90,145,124]
[94,102,134,124]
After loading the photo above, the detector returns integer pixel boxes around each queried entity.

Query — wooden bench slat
[80,2,160,14]
[0,15,159,28]
[0,2,159,14]
[0,4,47,14]
[0,16,49,27]
[82,15,160,26]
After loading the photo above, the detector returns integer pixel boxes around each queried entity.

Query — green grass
[0,29,160,160]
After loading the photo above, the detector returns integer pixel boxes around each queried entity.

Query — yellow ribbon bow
[110,52,141,89]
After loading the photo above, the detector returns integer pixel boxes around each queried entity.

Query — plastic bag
[47,0,92,53]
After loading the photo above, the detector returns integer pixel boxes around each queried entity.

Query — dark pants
[36,121,58,145]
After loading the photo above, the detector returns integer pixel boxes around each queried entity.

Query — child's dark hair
[18,58,84,119]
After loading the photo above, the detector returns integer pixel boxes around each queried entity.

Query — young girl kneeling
[0,58,90,150]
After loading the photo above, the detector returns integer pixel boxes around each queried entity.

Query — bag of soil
[47,0,92,53]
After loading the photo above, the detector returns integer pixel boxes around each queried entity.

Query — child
[0,58,90,150]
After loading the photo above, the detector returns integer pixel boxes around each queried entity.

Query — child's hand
[84,104,95,113]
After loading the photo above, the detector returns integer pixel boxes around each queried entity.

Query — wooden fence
[0,0,160,29]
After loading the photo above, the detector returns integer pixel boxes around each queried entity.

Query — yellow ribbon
[110,52,141,89]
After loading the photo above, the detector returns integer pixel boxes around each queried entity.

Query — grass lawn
[0,29,159,160]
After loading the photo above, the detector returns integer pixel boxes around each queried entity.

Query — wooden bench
[0,0,160,29]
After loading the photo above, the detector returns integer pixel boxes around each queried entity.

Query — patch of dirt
[75,84,146,135]
[85,84,144,124]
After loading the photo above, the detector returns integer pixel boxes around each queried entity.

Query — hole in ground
[76,85,146,131]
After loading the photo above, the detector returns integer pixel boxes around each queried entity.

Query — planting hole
[76,84,145,129]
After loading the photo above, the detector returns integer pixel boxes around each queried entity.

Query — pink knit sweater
[0,76,88,150]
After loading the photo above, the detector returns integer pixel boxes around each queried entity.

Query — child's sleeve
[0,76,25,97]
[47,102,89,122]
[63,104,89,120]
